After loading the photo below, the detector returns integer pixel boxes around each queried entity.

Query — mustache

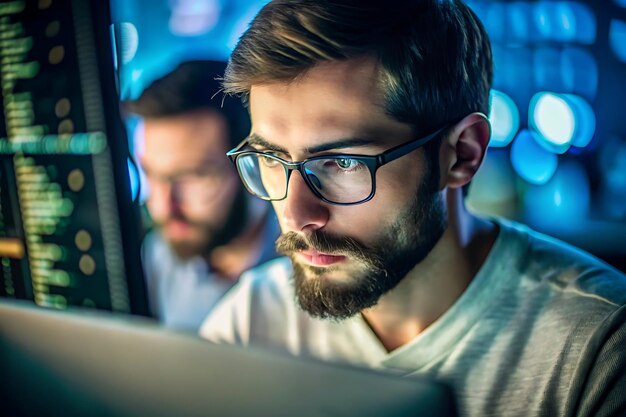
[276,231,375,265]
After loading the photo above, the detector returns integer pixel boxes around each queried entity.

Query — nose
[147,180,182,220]
[281,171,330,233]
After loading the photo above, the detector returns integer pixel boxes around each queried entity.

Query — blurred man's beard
[162,187,248,260]
[275,170,447,320]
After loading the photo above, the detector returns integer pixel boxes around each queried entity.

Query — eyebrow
[246,133,288,154]
[246,133,379,155]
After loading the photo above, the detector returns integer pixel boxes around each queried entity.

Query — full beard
[275,173,447,320]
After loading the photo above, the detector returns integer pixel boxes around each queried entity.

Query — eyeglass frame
[142,162,234,202]
[226,123,452,206]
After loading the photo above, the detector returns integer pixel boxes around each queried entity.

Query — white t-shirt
[200,219,626,416]
[142,215,279,331]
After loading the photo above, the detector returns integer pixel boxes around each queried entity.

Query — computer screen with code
[0,0,149,315]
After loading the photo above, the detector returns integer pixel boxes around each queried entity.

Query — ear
[439,112,491,190]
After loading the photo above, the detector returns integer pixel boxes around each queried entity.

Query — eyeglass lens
[236,154,373,204]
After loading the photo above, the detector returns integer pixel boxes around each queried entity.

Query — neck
[361,189,498,352]
[207,199,270,281]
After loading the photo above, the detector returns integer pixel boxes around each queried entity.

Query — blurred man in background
[126,60,279,331]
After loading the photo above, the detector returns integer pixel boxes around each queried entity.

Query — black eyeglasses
[226,124,450,206]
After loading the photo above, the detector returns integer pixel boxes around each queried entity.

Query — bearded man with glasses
[200,1,626,415]
[125,61,280,331]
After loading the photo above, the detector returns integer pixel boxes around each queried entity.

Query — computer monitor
[0,299,457,416]
[0,0,148,314]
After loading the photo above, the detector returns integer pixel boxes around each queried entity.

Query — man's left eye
[335,158,359,170]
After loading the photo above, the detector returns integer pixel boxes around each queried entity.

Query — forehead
[248,57,412,152]
[140,110,229,168]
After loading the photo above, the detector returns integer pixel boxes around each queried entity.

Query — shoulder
[199,257,296,344]
[495,218,626,314]
[141,231,194,281]
[239,256,294,303]
[576,304,626,415]
[229,257,296,321]
[141,231,172,265]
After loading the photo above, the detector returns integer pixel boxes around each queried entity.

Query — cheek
[328,165,423,237]
[145,186,170,221]
[145,198,164,222]
[374,156,425,205]
[185,180,240,221]
[334,199,402,238]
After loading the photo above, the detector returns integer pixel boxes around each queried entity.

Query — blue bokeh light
[127,157,141,202]
[119,22,139,64]
[168,0,222,36]
[553,2,576,42]
[610,19,626,63]
[510,129,558,185]
[532,2,551,41]
[529,92,596,153]
[569,2,596,44]
[507,2,531,42]
[568,95,596,148]
[532,2,596,44]
[529,92,575,153]
[228,3,266,50]
[615,0,626,8]
[484,3,506,43]
[523,159,590,230]
[126,117,150,203]
[489,90,519,147]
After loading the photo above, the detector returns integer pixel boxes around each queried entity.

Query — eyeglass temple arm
[377,125,450,166]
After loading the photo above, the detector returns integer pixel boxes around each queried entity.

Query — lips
[298,250,346,267]
[165,220,194,238]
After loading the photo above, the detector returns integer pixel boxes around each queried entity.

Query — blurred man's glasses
[226,124,450,206]
[144,165,230,203]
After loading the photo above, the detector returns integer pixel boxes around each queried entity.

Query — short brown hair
[125,60,250,147]
[223,0,492,135]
